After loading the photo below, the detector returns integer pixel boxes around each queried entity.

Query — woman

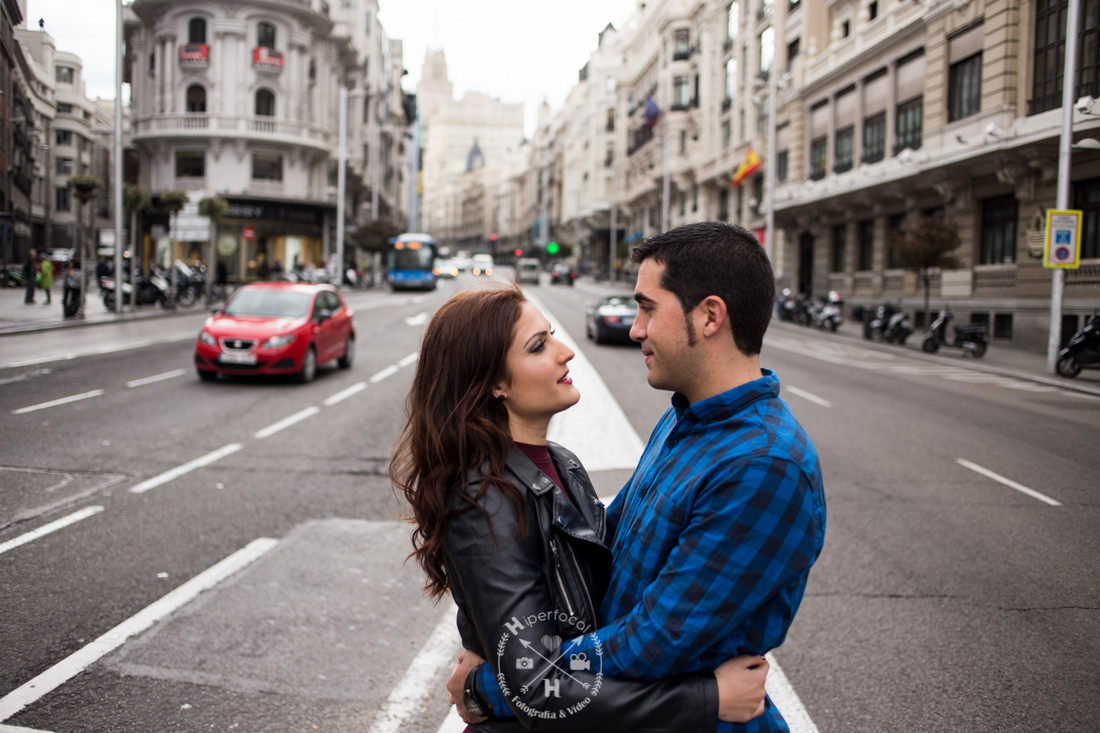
[391,286,768,731]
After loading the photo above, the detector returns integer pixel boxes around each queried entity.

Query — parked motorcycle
[775,288,796,322]
[869,301,913,344]
[1056,312,1100,378]
[921,307,988,358]
[171,260,203,307]
[813,291,845,332]
[101,265,172,310]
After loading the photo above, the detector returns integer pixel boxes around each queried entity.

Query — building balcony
[178,43,209,69]
[252,47,284,72]
[131,113,330,153]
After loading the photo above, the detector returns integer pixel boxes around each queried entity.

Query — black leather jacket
[444,442,718,732]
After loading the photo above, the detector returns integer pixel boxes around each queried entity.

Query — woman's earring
[495,394,506,402]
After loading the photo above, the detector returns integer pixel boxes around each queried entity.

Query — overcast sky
[24,0,637,135]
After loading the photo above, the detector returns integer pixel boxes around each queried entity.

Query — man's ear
[699,295,728,337]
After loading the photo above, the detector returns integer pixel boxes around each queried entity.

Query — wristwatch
[462,669,490,720]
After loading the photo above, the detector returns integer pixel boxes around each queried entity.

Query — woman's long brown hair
[390,286,528,600]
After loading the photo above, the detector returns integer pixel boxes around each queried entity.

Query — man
[450,222,827,731]
[23,249,37,304]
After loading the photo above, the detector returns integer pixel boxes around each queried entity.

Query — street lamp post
[1048,0,1081,373]
[113,0,124,314]
[337,86,349,288]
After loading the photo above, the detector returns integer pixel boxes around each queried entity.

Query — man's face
[631,259,699,395]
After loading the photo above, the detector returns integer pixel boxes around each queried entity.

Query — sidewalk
[2,280,1099,396]
[0,281,201,336]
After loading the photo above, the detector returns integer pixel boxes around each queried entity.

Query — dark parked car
[550,263,576,285]
[585,295,638,344]
[194,282,355,383]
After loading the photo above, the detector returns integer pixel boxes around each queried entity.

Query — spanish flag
[732,147,762,186]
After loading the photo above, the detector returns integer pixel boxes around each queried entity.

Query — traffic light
[490,233,498,242]
[547,241,560,255]
[514,248,523,257]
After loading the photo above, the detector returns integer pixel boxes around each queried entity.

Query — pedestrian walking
[23,249,37,304]
[38,255,54,305]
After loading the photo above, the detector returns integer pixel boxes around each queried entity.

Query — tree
[198,196,229,304]
[124,184,153,311]
[351,218,401,253]
[888,215,961,324]
[158,191,190,303]
[66,174,103,317]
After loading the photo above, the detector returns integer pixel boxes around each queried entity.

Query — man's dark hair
[630,221,774,355]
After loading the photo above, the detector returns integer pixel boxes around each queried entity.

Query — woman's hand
[446,648,488,724]
[714,654,769,723]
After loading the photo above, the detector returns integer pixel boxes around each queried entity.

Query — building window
[188,18,206,44]
[832,224,847,272]
[57,102,73,114]
[868,1,879,21]
[809,137,827,180]
[257,21,276,48]
[887,213,906,269]
[1031,0,1100,115]
[55,130,72,146]
[719,188,730,221]
[727,1,740,43]
[674,29,691,60]
[1074,177,1100,259]
[994,313,1014,339]
[863,112,885,163]
[835,126,854,173]
[786,37,800,72]
[980,195,1018,264]
[255,89,275,116]
[673,75,691,109]
[606,107,615,132]
[252,153,283,181]
[55,187,71,212]
[858,219,874,270]
[759,26,774,75]
[777,150,788,182]
[176,150,205,178]
[56,66,74,84]
[149,52,156,73]
[56,158,73,175]
[725,57,738,106]
[948,53,982,121]
[186,85,207,113]
[896,97,922,153]
[722,120,732,149]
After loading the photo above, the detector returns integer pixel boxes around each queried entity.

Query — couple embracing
[390,222,827,732]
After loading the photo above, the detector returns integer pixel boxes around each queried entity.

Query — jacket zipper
[548,538,576,618]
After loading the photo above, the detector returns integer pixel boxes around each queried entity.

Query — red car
[194,282,355,383]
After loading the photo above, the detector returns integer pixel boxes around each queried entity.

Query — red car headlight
[261,333,297,349]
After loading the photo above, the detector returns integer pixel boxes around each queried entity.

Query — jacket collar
[505,443,605,544]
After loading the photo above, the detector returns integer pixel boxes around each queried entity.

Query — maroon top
[515,441,573,504]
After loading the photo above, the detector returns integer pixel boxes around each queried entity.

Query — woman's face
[497,302,579,433]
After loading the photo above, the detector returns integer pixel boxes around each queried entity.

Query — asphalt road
[1,273,1097,732]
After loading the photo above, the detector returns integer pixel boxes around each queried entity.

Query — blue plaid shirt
[476,370,826,731]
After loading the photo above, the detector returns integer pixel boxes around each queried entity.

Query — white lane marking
[370,607,461,733]
[254,406,321,439]
[956,459,1062,506]
[0,506,105,557]
[96,340,154,354]
[324,382,367,406]
[0,723,53,732]
[765,652,820,733]
[126,369,186,388]
[0,538,278,723]
[6,354,78,368]
[405,312,429,326]
[370,365,400,383]
[785,385,832,408]
[398,351,419,367]
[526,292,645,472]
[129,443,244,494]
[0,368,52,387]
[12,390,104,415]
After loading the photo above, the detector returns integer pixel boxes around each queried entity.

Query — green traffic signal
[547,241,559,255]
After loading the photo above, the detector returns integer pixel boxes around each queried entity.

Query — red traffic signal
[514,248,523,257]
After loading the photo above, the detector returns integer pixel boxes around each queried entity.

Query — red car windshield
[224,289,312,318]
